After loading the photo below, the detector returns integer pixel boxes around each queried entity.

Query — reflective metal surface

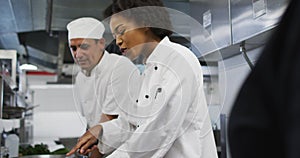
[0,0,290,71]
[51,0,111,31]
[58,138,78,151]
[10,0,33,32]
[31,0,47,31]
[0,0,199,71]
[0,33,20,50]
[165,1,190,38]
[190,0,231,57]
[27,46,57,65]
[26,46,58,72]
[19,155,66,158]
[0,0,17,33]
[1,0,47,33]
[231,0,289,44]
[0,50,17,83]
[0,146,9,158]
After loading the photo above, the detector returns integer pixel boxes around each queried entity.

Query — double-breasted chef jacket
[99,37,218,158]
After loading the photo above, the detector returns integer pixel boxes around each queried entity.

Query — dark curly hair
[103,0,173,39]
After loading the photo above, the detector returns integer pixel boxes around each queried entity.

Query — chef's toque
[67,17,105,40]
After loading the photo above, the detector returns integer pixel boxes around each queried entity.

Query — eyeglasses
[69,43,90,52]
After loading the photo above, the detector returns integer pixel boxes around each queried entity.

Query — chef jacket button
[137,125,140,127]
[154,66,158,70]
[145,95,149,99]
[136,99,138,103]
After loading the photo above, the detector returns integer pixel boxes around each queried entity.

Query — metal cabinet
[231,0,289,44]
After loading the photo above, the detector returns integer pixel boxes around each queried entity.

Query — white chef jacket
[74,51,141,127]
[99,37,218,158]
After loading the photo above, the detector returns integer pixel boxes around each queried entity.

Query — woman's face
[110,14,150,61]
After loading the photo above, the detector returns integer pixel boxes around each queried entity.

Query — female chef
[67,0,218,157]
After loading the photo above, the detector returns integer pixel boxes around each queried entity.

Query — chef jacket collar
[145,36,172,65]
[89,50,108,76]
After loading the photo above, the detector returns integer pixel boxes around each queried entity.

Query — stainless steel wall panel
[190,0,231,57]
[31,0,47,31]
[231,0,289,44]
[0,0,17,33]
[164,2,191,38]
[0,33,20,50]
[27,46,57,64]
[11,0,33,32]
[51,0,111,31]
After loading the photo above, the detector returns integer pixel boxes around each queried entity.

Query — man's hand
[66,125,102,156]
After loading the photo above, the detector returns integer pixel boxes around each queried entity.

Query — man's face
[69,38,105,72]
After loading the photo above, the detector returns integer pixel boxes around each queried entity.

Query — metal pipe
[46,0,53,34]
[0,76,3,119]
[0,76,4,146]
[240,41,254,70]
[220,114,227,158]
[57,32,66,80]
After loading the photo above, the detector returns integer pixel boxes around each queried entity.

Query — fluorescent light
[20,64,38,70]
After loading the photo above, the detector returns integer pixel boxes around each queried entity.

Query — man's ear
[99,38,106,45]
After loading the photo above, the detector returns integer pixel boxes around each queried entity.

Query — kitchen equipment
[2,105,38,119]
[0,146,9,158]
[5,133,19,157]
[57,138,78,151]
[57,138,90,158]
[19,155,66,158]
[2,106,25,119]
[19,154,89,158]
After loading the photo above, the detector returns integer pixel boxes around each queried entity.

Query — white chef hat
[67,17,105,40]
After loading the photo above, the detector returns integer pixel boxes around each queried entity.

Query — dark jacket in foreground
[229,0,300,157]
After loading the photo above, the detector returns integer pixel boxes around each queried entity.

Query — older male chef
[67,17,141,156]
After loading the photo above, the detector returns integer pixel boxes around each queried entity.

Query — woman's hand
[89,146,104,158]
[66,125,102,156]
